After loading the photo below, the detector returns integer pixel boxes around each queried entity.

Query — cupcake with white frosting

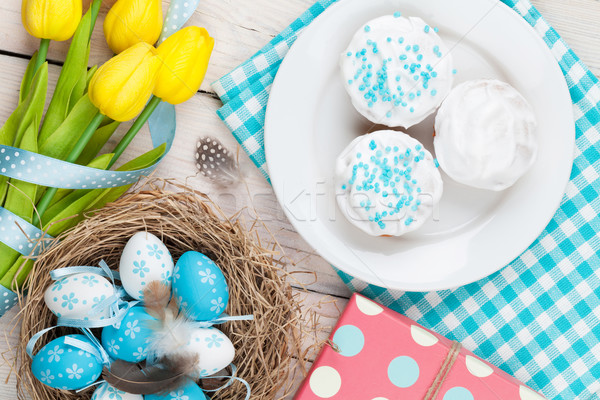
[340,13,454,128]
[434,79,538,191]
[335,130,443,236]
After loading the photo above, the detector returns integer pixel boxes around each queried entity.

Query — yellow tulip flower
[154,26,214,105]
[88,42,161,122]
[21,0,82,41]
[104,0,163,54]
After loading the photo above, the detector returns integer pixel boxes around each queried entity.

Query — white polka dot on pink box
[293,293,547,400]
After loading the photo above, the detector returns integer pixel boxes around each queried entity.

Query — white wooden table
[0,0,599,398]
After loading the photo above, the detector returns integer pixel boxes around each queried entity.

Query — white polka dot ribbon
[0,206,53,257]
[0,145,159,190]
[158,0,202,44]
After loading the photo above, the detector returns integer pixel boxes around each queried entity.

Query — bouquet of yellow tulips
[0,0,213,310]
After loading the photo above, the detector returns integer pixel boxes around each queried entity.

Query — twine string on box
[423,341,462,400]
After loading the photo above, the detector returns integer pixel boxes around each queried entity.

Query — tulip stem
[32,111,105,227]
[108,96,163,168]
[33,38,50,76]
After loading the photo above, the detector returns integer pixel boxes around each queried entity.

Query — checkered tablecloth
[212,0,600,398]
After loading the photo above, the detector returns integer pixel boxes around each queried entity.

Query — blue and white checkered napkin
[212,1,600,398]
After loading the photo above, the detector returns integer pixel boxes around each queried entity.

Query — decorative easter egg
[145,379,207,400]
[119,231,174,300]
[101,306,155,362]
[92,382,143,400]
[172,251,229,321]
[31,334,103,390]
[44,273,115,320]
[183,327,235,377]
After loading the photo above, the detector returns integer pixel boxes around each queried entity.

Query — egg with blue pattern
[92,382,142,400]
[181,327,235,377]
[172,251,229,321]
[43,273,115,320]
[31,334,103,390]
[145,379,206,400]
[119,232,174,301]
[101,306,155,362]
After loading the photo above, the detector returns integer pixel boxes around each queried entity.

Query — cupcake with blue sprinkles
[340,13,454,128]
[335,130,443,236]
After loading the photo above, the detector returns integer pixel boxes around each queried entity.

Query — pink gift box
[295,293,546,400]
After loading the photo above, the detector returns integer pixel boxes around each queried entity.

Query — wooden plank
[0,0,598,89]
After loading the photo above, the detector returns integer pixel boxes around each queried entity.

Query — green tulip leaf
[0,62,47,148]
[38,7,93,146]
[19,52,38,104]
[76,120,121,166]
[39,96,99,160]
[85,65,98,94]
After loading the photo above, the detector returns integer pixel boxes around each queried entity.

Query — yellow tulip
[154,26,214,105]
[104,0,163,54]
[88,42,161,122]
[21,0,82,41]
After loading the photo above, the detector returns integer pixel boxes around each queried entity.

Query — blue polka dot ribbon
[0,145,161,190]
[0,206,54,257]
[0,285,18,315]
[158,0,202,44]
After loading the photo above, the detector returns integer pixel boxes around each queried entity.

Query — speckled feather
[195,136,240,185]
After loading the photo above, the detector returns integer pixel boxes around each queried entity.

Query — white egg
[183,327,235,377]
[119,232,174,300]
[44,273,115,320]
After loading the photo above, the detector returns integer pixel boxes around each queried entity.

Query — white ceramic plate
[265,0,574,291]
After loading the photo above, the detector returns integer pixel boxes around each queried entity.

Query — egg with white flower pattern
[145,378,207,400]
[31,334,103,390]
[92,382,142,400]
[101,306,155,362]
[44,272,115,320]
[172,251,229,321]
[119,231,174,300]
[180,327,235,377]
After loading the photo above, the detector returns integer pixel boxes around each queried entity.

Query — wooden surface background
[0,0,599,398]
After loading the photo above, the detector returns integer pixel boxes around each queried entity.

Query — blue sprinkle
[387,37,392,42]
[364,25,371,32]
[376,150,383,157]
[399,54,407,61]
[405,45,411,51]
[431,71,438,77]
[348,80,353,84]
[431,89,437,96]
[357,152,362,158]
[386,111,392,118]
[409,107,414,113]
[360,201,366,207]
[368,101,374,108]
[434,27,439,32]
[417,187,422,193]
[409,93,415,100]
[361,48,367,55]
[347,52,352,57]
[452,69,458,74]
[413,76,419,81]
[359,85,365,91]
[417,54,423,61]
[417,90,421,96]
[434,159,439,168]
[424,25,430,33]
[369,140,377,150]
[412,45,419,52]
[394,11,402,18]
[368,64,373,69]
[404,217,413,226]
[403,65,409,70]
[396,76,401,82]
[433,45,439,53]
[367,39,372,45]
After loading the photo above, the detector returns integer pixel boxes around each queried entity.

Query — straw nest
[13,181,314,400]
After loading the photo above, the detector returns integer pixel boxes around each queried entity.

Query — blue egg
[172,251,229,321]
[145,379,206,400]
[101,306,155,362]
[31,334,103,390]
